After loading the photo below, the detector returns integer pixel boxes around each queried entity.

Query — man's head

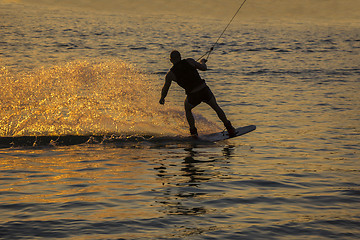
[170,50,181,64]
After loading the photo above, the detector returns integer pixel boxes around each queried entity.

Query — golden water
[0,1,359,239]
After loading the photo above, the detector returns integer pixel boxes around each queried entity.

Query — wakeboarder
[159,50,236,139]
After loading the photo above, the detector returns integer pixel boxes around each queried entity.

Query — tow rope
[198,0,249,61]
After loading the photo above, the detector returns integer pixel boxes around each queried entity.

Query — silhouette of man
[159,50,236,138]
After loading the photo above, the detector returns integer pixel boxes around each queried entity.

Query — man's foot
[190,127,198,139]
[225,121,236,138]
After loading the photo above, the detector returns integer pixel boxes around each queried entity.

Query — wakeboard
[200,125,256,142]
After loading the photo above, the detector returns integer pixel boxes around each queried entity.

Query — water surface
[0,2,359,239]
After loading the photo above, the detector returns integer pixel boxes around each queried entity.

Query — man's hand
[159,98,165,105]
[200,59,207,64]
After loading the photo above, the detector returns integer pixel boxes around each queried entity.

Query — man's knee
[184,99,194,111]
[207,97,220,110]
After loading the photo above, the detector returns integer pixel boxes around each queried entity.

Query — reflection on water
[155,147,234,216]
[1,142,359,239]
[0,144,239,238]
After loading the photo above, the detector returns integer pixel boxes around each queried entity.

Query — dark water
[1,2,360,239]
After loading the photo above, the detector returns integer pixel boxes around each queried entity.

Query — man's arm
[159,71,173,104]
[186,58,207,71]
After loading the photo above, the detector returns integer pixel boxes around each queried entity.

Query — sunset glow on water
[1,0,359,239]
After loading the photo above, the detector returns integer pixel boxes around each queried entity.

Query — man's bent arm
[186,58,207,71]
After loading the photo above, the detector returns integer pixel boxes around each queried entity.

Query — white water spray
[0,60,219,137]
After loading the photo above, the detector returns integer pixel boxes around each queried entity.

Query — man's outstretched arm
[159,72,173,104]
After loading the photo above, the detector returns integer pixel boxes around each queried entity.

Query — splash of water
[0,60,219,137]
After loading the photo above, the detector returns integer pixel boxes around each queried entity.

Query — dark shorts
[186,86,214,107]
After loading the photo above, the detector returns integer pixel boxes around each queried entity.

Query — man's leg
[184,98,198,136]
[206,96,228,124]
[206,97,236,137]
